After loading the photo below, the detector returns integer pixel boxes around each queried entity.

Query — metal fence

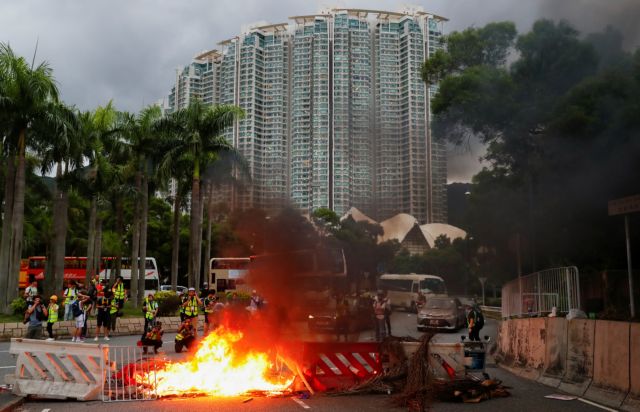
[102,345,159,402]
[501,266,580,319]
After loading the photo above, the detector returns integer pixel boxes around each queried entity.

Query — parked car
[160,285,188,296]
[417,297,466,331]
[308,296,374,333]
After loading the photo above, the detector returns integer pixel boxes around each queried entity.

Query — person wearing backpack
[467,304,485,342]
[71,292,90,343]
[24,295,48,339]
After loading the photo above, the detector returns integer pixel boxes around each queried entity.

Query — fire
[140,328,294,397]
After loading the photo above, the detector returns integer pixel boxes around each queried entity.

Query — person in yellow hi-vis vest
[109,292,120,333]
[182,288,202,339]
[46,295,59,341]
[111,276,126,309]
[141,294,158,339]
[62,281,78,321]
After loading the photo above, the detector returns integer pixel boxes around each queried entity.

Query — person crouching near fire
[141,322,164,354]
[175,318,196,353]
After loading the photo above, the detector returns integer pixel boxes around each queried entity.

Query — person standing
[373,290,388,342]
[46,295,59,341]
[62,281,78,321]
[24,280,39,307]
[182,288,202,338]
[111,276,126,309]
[467,305,484,342]
[25,296,48,339]
[141,294,158,339]
[249,290,263,312]
[179,293,187,322]
[109,292,119,333]
[94,291,111,341]
[72,292,91,343]
[335,297,350,342]
[203,291,216,335]
[80,291,93,341]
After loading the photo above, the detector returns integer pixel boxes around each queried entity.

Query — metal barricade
[102,345,159,402]
[501,266,581,318]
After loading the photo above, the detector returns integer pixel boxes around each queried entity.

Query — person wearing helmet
[182,287,202,338]
[46,295,59,341]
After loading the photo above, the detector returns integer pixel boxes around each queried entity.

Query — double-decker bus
[101,257,161,296]
[23,256,161,295]
[208,257,251,293]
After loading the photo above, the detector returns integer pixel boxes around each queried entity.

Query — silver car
[417,297,466,331]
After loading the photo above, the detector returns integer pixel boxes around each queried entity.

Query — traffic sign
[608,194,640,216]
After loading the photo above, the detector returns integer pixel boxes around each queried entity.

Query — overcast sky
[2,0,639,182]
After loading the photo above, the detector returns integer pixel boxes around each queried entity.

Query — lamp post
[478,277,487,306]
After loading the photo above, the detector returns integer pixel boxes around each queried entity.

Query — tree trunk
[0,158,16,312]
[114,198,124,283]
[130,171,142,307]
[85,196,97,286]
[171,191,181,291]
[8,135,27,307]
[195,183,205,290]
[138,172,149,302]
[203,184,214,291]
[49,162,68,297]
[94,216,102,280]
[189,163,201,289]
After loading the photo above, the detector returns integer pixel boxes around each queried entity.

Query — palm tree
[82,103,118,286]
[0,43,61,311]
[157,101,244,288]
[122,105,162,306]
[35,104,83,297]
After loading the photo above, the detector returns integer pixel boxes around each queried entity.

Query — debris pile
[329,334,511,411]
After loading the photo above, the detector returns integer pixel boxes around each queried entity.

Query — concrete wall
[497,317,638,411]
[0,315,200,341]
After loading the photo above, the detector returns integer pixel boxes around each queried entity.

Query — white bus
[208,257,251,293]
[378,273,448,312]
[101,257,161,296]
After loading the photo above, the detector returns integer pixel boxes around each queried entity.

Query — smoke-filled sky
[2,0,639,182]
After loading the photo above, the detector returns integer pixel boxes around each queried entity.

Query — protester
[24,295,48,339]
[467,304,485,342]
[182,287,202,338]
[62,280,78,321]
[203,291,216,335]
[373,290,389,341]
[46,295,59,341]
[141,294,158,339]
[24,279,38,307]
[175,318,195,353]
[249,290,263,312]
[111,276,126,309]
[335,297,350,342]
[94,290,111,341]
[141,322,164,354]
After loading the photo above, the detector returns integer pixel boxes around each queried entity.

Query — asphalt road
[3,309,603,412]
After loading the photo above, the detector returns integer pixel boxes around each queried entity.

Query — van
[378,273,448,312]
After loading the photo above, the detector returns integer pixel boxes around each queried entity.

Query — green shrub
[10,297,27,316]
[155,291,182,316]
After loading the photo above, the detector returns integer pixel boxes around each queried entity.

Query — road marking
[0,366,14,369]
[42,409,51,412]
[577,398,617,412]
[292,397,310,409]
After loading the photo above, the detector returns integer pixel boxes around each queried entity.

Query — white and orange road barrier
[6,338,108,401]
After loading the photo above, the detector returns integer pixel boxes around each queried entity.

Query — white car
[160,285,188,296]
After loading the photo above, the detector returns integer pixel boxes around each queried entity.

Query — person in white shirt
[24,280,38,306]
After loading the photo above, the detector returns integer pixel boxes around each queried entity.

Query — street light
[478,277,487,306]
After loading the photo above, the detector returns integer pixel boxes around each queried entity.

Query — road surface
[3,309,603,412]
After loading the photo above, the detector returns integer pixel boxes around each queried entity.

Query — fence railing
[501,266,580,319]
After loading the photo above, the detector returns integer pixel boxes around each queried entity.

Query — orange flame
[141,328,294,397]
